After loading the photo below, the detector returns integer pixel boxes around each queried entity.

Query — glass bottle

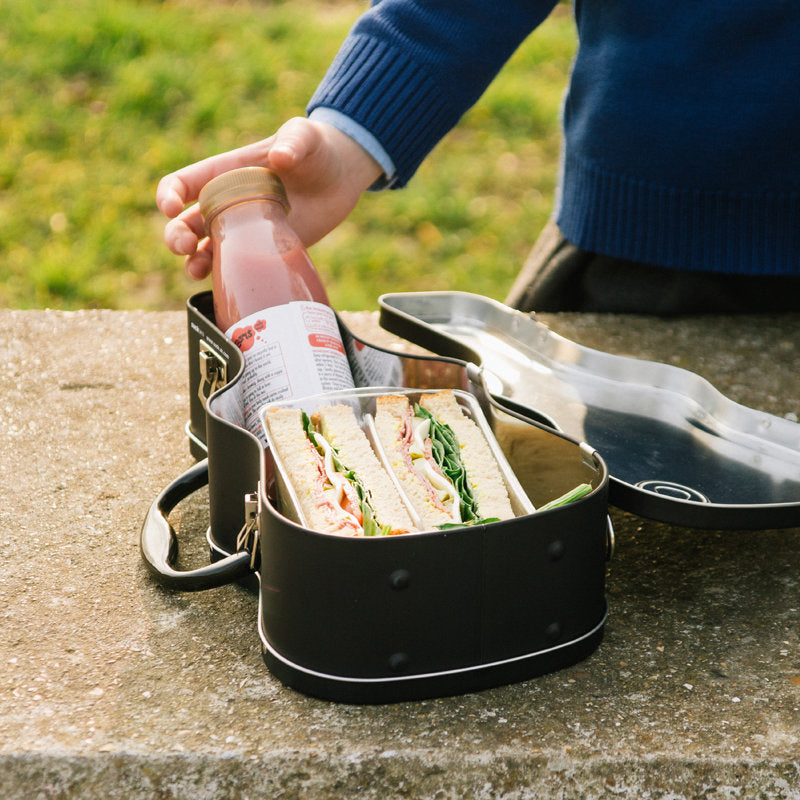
[199,167,354,442]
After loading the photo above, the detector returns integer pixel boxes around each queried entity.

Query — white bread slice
[419,391,514,521]
[262,406,340,533]
[373,394,453,529]
[316,404,416,534]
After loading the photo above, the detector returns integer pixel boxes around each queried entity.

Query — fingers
[156,171,199,219]
[183,237,213,281]
[155,174,188,219]
[157,138,274,281]
[156,120,333,277]
[164,202,204,252]
[163,202,214,280]
[156,137,275,218]
[155,120,320,223]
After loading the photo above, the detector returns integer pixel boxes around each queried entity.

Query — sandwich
[372,390,515,529]
[262,403,417,537]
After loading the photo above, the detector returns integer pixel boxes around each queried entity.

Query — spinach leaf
[414,404,490,527]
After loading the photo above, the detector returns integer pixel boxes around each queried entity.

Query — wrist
[309,110,395,191]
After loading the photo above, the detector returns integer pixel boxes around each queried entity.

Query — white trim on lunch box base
[256,587,608,686]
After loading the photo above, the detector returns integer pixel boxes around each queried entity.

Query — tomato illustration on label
[253,318,266,332]
[231,326,256,352]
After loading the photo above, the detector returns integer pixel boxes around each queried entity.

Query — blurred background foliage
[1,0,576,311]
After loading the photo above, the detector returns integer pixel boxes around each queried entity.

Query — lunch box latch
[236,490,261,570]
[198,341,227,410]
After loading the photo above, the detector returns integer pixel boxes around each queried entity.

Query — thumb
[267,117,320,171]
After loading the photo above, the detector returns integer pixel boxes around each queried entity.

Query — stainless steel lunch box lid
[378,291,800,530]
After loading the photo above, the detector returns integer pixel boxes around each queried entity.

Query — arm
[158,0,558,278]
[308,0,559,185]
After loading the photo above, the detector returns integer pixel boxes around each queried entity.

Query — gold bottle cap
[198,167,290,230]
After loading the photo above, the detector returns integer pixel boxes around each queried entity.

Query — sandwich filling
[263,404,416,537]
[405,404,485,526]
[301,411,398,536]
[375,391,515,529]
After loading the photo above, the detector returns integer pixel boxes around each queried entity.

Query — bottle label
[226,301,355,442]
[346,336,404,388]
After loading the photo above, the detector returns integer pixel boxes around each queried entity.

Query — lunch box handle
[140,459,254,591]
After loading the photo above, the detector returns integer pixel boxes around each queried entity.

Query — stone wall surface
[1,307,799,799]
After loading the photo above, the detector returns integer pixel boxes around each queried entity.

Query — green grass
[1,0,576,312]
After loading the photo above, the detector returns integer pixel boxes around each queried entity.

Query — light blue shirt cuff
[308,107,398,190]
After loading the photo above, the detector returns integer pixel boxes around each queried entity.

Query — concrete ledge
[2,308,799,799]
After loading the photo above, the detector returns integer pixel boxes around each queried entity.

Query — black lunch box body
[141,291,611,703]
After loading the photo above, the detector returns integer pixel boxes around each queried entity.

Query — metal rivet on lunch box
[388,652,410,672]
[544,622,562,643]
[548,540,565,561]
[389,569,411,590]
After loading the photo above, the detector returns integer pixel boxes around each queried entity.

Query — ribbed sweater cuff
[307,36,464,187]
[557,152,800,276]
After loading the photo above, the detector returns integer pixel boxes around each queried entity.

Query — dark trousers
[506,220,800,314]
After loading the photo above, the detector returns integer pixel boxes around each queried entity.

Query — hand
[156,117,383,280]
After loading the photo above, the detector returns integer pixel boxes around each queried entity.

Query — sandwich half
[263,403,417,536]
[373,390,515,529]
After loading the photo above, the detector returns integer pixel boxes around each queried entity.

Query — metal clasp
[235,491,260,569]
[198,341,227,409]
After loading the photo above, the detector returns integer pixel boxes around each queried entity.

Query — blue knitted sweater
[308,0,800,276]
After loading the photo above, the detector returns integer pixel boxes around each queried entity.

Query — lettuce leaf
[413,404,494,527]
[537,483,593,511]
